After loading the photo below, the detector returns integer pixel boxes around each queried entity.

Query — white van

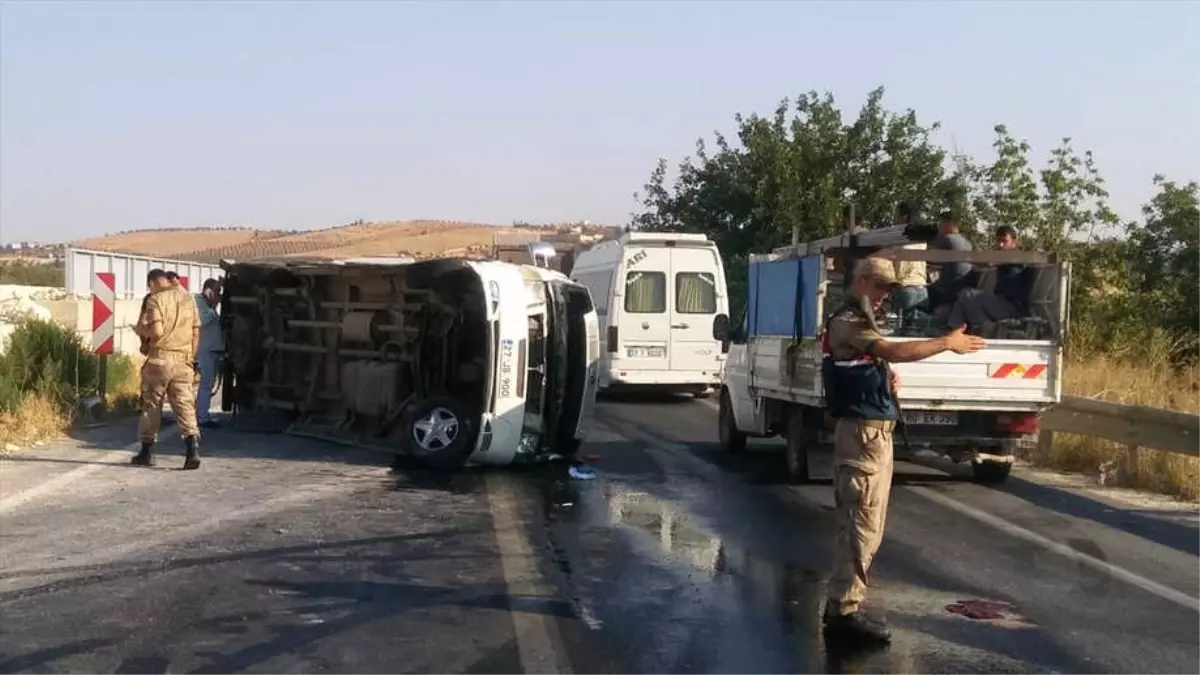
[570,232,728,397]
[219,254,601,469]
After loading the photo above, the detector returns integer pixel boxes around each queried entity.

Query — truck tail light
[607,325,619,353]
[996,413,1039,435]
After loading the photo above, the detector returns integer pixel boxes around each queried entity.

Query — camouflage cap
[854,256,901,288]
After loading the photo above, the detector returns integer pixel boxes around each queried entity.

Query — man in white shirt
[194,278,224,429]
[887,202,929,321]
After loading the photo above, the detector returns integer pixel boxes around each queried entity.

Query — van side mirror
[712,314,731,353]
[712,314,730,341]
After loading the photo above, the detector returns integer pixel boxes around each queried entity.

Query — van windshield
[518,280,566,453]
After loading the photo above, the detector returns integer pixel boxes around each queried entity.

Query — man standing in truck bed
[131,268,203,470]
[821,257,985,645]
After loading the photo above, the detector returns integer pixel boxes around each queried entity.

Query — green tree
[632,87,961,312]
[1127,176,1199,351]
[962,126,1120,250]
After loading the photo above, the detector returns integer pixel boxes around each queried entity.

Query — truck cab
[714,224,1070,484]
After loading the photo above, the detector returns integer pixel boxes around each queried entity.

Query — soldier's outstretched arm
[871,326,985,363]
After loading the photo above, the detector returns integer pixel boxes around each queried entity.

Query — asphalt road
[0,396,1196,674]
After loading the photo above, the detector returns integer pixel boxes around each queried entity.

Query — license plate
[626,346,665,358]
[903,410,958,426]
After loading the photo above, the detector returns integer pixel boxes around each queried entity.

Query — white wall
[0,284,146,357]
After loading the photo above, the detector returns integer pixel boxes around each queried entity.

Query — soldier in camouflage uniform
[821,257,985,645]
[131,268,203,469]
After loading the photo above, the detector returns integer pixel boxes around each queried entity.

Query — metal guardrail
[1038,395,1200,484]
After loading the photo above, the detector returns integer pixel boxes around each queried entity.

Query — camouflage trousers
[137,352,200,443]
[826,418,895,616]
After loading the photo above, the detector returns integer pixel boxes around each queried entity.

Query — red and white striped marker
[92,272,115,355]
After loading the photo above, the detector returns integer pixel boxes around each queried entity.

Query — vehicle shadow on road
[0,637,122,673]
[186,575,577,675]
[57,415,402,469]
[0,528,574,675]
[0,530,475,595]
[987,475,1199,557]
[890,471,965,486]
[597,390,703,405]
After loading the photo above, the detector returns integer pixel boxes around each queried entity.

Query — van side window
[624,271,666,313]
[675,272,716,314]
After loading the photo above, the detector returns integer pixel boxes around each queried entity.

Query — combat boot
[182,436,201,470]
[823,609,892,646]
[130,442,155,467]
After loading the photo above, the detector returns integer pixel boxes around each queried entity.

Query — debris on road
[945,599,1014,620]
[568,464,596,480]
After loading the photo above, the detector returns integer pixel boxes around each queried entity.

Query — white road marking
[0,447,133,516]
[907,485,1200,612]
[486,473,574,675]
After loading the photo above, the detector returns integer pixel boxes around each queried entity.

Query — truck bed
[749,335,1061,413]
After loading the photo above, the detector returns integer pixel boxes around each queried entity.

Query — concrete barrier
[0,284,146,357]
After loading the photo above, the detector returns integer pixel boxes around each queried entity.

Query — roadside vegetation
[0,259,64,287]
[0,318,139,449]
[631,86,1199,500]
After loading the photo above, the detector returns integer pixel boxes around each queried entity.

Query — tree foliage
[632,86,1199,363]
[1128,177,1199,344]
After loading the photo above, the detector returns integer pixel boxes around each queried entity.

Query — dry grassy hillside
[69,220,614,262]
[73,227,282,258]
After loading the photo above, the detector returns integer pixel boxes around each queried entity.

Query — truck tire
[784,406,810,484]
[400,397,475,470]
[972,459,1012,484]
[718,391,747,454]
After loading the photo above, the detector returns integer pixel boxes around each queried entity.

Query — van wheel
[401,398,475,470]
[784,406,810,484]
[972,459,1012,484]
[718,391,747,454]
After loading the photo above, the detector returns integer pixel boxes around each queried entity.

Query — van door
[618,246,672,370]
[668,246,723,374]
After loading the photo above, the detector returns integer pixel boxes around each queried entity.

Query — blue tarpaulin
[748,256,822,338]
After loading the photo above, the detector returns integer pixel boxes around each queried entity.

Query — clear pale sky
[1,0,1197,244]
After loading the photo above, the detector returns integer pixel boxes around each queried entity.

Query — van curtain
[676,273,714,313]
[625,272,665,313]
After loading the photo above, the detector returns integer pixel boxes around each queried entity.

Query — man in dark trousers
[947,225,1030,332]
[822,257,985,645]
